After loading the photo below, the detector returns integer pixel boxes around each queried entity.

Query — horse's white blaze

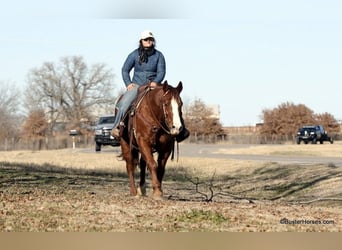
[171,97,182,132]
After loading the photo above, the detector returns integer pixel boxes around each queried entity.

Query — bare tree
[0,81,22,148]
[25,56,116,133]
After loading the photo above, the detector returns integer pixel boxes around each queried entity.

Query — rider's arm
[153,52,166,84]
[122,50,136,87]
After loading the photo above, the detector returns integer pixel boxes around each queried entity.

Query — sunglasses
[142,38,154,42]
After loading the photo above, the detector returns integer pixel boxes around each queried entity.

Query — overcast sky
[1,0,342,125]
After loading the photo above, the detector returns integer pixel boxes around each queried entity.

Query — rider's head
[140,30,155,48]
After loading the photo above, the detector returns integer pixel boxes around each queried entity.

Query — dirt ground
[1,147,342,232]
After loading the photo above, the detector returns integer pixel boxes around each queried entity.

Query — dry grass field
[216,142,342,157]
[1,143,342,232]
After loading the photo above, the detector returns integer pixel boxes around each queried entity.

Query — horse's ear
[176,81,183,93]
[163,80,169,91]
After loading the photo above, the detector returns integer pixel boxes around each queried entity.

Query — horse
[119,80,184,199]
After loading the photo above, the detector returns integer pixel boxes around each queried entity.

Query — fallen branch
[186,171,255,203]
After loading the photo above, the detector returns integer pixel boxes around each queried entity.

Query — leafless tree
[24,56,116,133]
[0,81,22,147]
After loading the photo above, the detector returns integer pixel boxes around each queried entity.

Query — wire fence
[1,133,341,151]
[0,135,94,151]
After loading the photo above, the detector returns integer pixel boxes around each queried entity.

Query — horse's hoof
[152,193,164,201]
[156,197,165,201]
[153,196,165,201]
[129,190,137,197]
[137,185,147,196]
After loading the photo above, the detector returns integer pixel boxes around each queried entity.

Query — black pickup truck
[296,125,333,144]
[94,115,120,151]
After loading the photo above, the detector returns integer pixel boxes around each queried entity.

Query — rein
[146,88,179,161]
[146,88,172,135]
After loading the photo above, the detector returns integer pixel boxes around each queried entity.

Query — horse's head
[161,81,183,136]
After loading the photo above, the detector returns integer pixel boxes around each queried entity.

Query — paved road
[84,143,342,167]
[177,143,342,167]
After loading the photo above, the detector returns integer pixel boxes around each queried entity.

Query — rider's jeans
[113,85,139,128]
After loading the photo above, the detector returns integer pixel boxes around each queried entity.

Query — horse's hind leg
[137,158,147,196]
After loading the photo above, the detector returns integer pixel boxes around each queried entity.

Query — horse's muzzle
[170,126,182,136]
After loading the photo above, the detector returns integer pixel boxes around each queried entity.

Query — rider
[111,30,189,142]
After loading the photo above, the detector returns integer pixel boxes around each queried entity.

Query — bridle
[146,88,175,135]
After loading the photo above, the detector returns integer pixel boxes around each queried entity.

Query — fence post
[69,130,78,149]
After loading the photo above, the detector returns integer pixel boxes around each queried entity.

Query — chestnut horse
[120,81,184,199]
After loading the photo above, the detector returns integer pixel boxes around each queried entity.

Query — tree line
[0,55,340,149]
[260,102,340,139]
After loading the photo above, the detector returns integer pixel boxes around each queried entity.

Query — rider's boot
[176,127,190,142]
[111,122,125,138]
[111,127,120,138]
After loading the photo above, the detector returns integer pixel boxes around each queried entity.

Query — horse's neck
[143,89,163,117]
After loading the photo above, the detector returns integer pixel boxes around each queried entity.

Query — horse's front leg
[139,146,163,199]
[155,135,173,190]
[121,141,138,196]
[126,161,137,196]
[157,150,171,185]
[137,158,147,196]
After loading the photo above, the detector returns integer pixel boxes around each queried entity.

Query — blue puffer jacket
[121,48,166,86]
